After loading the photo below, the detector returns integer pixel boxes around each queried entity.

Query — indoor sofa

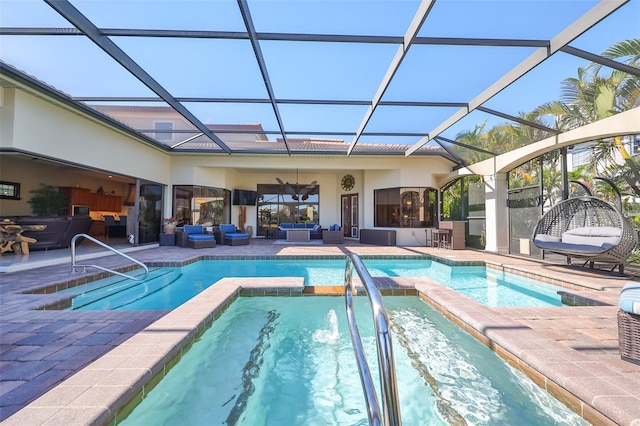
[9,216,92,250]
[276,223,323,239]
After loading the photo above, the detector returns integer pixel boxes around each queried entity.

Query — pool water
[120,297,587,425]
[61,258,564,310]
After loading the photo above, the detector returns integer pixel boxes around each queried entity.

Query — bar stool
[432,229,451,249]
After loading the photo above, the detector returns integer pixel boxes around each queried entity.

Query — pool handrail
[344,253,401,426]
[71,233,149,281]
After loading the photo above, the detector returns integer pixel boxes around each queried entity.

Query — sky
[0,0,638,148]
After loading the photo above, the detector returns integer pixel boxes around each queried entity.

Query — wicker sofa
[176,225,216,249]
[276,223,323,239]
[322,224,344,244]
[618,281,640,365]
[216,224,249,246]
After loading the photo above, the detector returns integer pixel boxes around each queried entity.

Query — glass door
[341,193,358,238]
[138,183,163,244]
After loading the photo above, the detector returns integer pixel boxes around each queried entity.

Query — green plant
[27,184,67,216]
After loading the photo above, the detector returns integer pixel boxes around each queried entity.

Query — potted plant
[27,184,67,216]
[163,217,178,234]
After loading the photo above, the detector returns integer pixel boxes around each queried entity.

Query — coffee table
[286,229,310,242]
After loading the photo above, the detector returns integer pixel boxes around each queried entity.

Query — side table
[159,233,176,246]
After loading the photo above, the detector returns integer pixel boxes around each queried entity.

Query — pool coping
[4,270,638,426]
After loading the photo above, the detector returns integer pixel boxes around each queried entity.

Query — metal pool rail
[71,233,149,281]
[344,253,401,426]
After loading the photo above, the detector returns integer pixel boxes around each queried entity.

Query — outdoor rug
[272,239,323,245]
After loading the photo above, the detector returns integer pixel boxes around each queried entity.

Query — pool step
[69,269,181,310]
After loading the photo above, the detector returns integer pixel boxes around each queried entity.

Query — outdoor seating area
[276,223,323,240]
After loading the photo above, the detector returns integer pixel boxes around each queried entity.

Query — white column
[484,173,509,253]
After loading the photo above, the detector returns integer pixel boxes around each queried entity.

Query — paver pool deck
[1,238,639,425]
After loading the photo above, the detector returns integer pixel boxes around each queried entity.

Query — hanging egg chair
[532,196,638,274]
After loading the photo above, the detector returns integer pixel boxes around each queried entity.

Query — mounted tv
[232,189,258,206]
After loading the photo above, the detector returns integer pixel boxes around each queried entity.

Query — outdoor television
[232,189,258,206]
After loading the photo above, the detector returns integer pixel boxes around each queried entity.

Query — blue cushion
[279,223,294,229]
[188,234,214,241]
[226,233,249,239]
[184,225,203,235]
[220,224,236,233]
[620,281,640,314]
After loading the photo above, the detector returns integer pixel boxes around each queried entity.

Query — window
[172,185,231,226]
[155,122,173,141]
[0,181,20,200]
[256,183,320,237]
[374,187,437,227]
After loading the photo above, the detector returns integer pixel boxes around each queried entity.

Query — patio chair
[322,224,344,244]
[216,224,249,246]
[178,225,216,249]
[618,281,640,365]
[531,196,638,274]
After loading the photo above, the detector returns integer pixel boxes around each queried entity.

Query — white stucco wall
[7,89,171,185]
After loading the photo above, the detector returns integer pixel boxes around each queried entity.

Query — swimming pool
[60,257,565,310]
[119,296,587,425]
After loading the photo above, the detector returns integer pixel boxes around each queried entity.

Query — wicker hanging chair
[532,196,638,274]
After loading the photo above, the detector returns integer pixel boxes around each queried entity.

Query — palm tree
[535,39,640,201]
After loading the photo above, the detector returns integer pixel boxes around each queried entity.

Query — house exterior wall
[4,88,172,185]
[1,85,457,246]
